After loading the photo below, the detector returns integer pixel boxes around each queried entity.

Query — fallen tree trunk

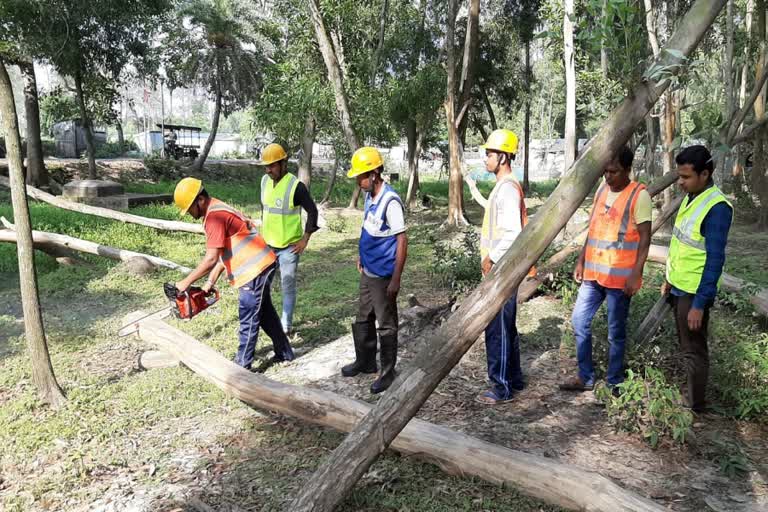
[0,175,205,234]
[127,312,666,512]
[642,244,768,317]
[289,2,727,509]
[633,294,673,346]
[518,190,683,304]
[137,350,181,371]
[0,218,192,274]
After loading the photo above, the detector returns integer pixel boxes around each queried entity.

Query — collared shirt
[670,185,733,309]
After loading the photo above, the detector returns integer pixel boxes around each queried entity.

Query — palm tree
[177,0,272,171]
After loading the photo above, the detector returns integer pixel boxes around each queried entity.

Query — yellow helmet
[348,147,384,178]
[481,129,519,155]
[259,143,288,165]
[174,177,203,214]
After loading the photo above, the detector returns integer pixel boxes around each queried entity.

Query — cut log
[137,350,180,371]
[633,294,673,345]
[0,218,192,274]
[289,2,727,509]
[517,191,683,304]
[126,312,666,512]
[641,243,768,317]
[0,175,205,234]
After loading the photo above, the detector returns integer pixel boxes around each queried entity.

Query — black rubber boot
[341,322,378,377]
[370,333,398,394]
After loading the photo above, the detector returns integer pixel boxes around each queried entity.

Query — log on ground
[0,175,205,234]
[0,218,192,274]
[127,313,667,512]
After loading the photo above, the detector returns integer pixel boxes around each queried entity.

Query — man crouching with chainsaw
[173,177,295,369]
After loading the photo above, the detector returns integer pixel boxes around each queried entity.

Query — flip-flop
[475,390,513,405]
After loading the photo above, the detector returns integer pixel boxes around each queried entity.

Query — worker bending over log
[341,147,408,394]
[259,143,320,335]
[559,146,652,395]
[173,177,295,369]
[476,129,534,405]
[662,145,732,413]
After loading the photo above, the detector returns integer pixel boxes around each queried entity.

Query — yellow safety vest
[666,185,732,294]
[261,173,303,249]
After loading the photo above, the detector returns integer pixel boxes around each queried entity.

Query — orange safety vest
[480,177,536,277]
[203,198,276,288]
[583,181,645,289]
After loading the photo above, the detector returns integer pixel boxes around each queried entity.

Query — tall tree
[563,0,577,173]
[19,61,48,187]
[445,0,481,226]
[176,0,270,173]
[0,58,66,408]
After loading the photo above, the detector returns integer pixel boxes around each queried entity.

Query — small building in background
[52,120,107,158]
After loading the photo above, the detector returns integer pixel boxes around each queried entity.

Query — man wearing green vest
[259,143,320,335]
[662,145,732,413]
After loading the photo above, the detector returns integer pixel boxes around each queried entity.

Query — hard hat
[348,147,384,178]
[174,177,203,214]
[259,143,288,165]
[481,129,519,155]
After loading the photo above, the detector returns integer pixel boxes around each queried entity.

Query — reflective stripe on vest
[479,176,535,276]
[204,199,276,288]
[583,181,645,289]
[666,185,732,294]
[260,173,303,248]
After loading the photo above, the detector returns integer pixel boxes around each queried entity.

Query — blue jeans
[236,264,295,369]
[269,245,300,332]
[571,280,631,386]
[484,293,525,400]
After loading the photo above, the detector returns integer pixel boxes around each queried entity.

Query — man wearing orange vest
[173,177,295,369]
[476,129,531,405]
[559,146,651,393]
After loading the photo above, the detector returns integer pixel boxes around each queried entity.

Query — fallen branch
[0,175,205,234]
[517,191,683,304]
[127,312,666,512]
[633,294,673,345]
[0,218,192,274]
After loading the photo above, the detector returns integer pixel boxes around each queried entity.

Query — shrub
[430,229,481,294]
[711,331,768,420]
[596,367,693,448]
[143,155,182,180]
[325,214,349,233]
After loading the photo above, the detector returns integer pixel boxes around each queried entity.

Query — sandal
[475,390,513,405]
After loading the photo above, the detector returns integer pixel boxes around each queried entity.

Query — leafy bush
[596,367,693,448]
[540,250,580,306]
[325,214,349,233]
[143,155,182,180]
[92,141,138,159]
[430,229,481,294]
[706,439,753,479]
[711,332,768,420]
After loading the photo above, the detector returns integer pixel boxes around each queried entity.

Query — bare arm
[465,175,488,209]
[176,247,222,292]
[624,221,651,296]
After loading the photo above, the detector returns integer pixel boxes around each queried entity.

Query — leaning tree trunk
[307,0,362,208]
[320,148,339,204]
[287,1,727,509]
[18,60,48,188]
[0,60,66,408]
[298,114,316,189]
[191,86,222,173]
[74,66,98,179]
[563,0,577,174]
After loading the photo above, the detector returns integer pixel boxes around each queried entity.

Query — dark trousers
[236,264,295,369]
[484,293,524,400]
[671,294,710,410]
[355,273,398,337]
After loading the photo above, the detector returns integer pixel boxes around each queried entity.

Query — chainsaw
[118,283,219,337]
